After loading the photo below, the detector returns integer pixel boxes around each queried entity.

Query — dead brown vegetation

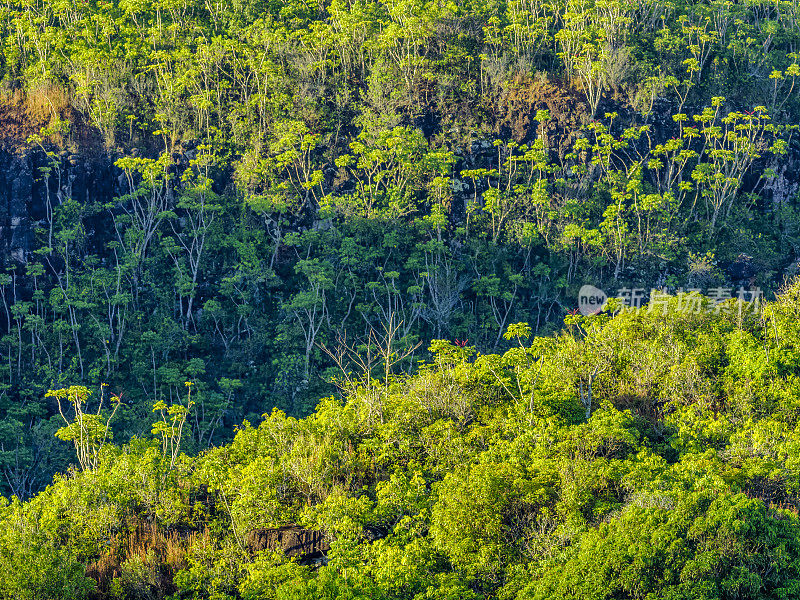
[0,84,97,149]
[85,516,201,599]
[495,74,589,160]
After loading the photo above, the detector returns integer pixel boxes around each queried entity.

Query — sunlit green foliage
[0,8,799,599]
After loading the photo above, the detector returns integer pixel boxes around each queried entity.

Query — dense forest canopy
[0,0,799,593]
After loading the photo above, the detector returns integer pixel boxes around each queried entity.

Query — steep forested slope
[0,0,798,497]
[4,285,800,598]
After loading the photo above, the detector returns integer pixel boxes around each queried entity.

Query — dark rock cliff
[245,526,331,561]
[0,145,119,266]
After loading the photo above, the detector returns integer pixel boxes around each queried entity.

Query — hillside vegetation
[1,0,800,594]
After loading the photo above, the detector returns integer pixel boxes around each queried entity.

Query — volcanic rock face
[0,150,36,264]
[0,146,117,266]
[245,526,331,560]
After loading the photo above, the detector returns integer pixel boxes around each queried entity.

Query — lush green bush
[4,283,800,598]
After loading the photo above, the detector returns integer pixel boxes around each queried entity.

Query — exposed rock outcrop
[0,145,118,266]
[245,526,331,561]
